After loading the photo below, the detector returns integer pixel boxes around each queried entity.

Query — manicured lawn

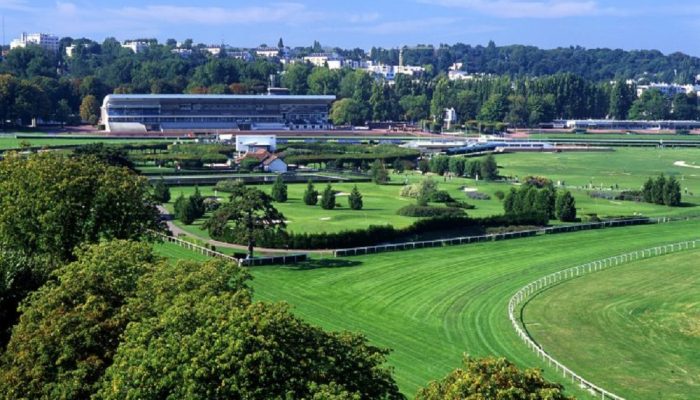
[523,248,700,399]
[248,220,700,397]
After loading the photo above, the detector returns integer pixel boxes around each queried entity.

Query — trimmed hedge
[397,205,465,218]
[211,212,549,250]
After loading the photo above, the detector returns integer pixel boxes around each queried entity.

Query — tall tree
[555,191,577,222]
[320,184,336,210]
[205,187,285,259]
[79,94,100,124]
[0,241,161,400]
[348,185,363,210]
[303,181,319,206]
[608,79,635,119]
[416,356,573,400]
[480,154,498,180]
[270,174,288,202]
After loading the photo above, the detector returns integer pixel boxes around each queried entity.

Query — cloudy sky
[2,0,700,55]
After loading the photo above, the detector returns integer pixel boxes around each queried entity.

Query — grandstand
[100,94,335,133]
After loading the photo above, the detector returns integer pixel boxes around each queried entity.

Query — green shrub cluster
[641,175,681,206]
[397,205,465,218]
[211,213,549,250]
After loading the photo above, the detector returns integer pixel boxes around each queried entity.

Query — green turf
[247,220,699,397]
[152,241,210,262]
[522,248,700,399]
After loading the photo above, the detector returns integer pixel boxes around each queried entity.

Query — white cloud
[108,2,325,25]
[421,0,600,18]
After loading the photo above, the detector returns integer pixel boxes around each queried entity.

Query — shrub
[320,184,336,210]
[152,179,171,203]
[445,201,475,210]
[348,186,363,210]
[270,175,288,202]
[203,197,221,212]
[493,190,505,201]
[555,191,577,222]
[303,181,319,206]
[397,205,465,218]
[370,160,390,184]
[429,190,453,203]
[214,179,245,193]
[466,191,491,200]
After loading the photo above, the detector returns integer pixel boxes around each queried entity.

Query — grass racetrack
[245,220,699,397]
[523,248,700,399]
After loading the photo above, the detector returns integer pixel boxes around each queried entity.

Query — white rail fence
[508,238,700,400]
[155,232,308,266]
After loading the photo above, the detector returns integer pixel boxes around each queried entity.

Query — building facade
[10,32,59,52]
[101,94,335,133]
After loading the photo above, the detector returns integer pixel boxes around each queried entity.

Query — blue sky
[2,0,700,55]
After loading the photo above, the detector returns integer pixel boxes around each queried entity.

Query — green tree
[477,93,508,122]
[628,89,670,120]
[282,63,312,94]
[271,174,288,202]
[96,257,401,400]
[651,174,666,204]
[448,157,466,176]
[399,94,429,122]
[0,152,161,262]
[0,241,160,400]
[205,187,286,259]
[303,180,319,206]
[55,98,72,127]
[321,184,336,210]
[348,185,363,210]
[330,98,365,126]
[663,176,682,206]
[307,67,340,95]
[642,177,654,203]
[608,79,635,119]
[480,154,498,180]
[555,191,577,222]
[370,159,390,184]
[418,159,430,175]
[428,155,449,176]
[430,76,452,121]
[415,356,573,400]
[79,94,100,124]
[152,179,171,203]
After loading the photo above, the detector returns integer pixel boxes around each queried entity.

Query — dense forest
[1,38,699,129]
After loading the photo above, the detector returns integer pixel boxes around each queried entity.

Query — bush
[493,190,505,201]
[303,181,319,206]
[445,201,475,210]
[320,184,336,210]
[203,197,220,212]
[429,190,453,203]
[397,205,465,218]
[466,191,491,201]
[152,179,171,203]
[348,186,363,210]
[555,191,577,222]
[214,179,245,193]
[270,175,288,202]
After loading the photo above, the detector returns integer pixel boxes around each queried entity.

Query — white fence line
[334,217,663,257]
[155,232,308,266]
[508,238,700,400]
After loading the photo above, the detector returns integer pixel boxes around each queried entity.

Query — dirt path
[674,161,700,169]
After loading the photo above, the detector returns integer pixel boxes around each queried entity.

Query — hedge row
[211,212,549,250]
[396,205,466,218]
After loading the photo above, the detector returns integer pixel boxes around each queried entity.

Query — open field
[241,220,699,397]
[526,132,700,141]
[523,249,700,399]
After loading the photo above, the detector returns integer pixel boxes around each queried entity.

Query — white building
[10,32,59,52]
[303,53,343,68]
[255,47,280,58]
[362,61,425,80]
[122,40,150,54]
[233,135,277,153]
[65,44,88,58]
[636,83,700,97]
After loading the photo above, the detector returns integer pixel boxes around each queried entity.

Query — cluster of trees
[0,240,404,399]
[371,41,700,84]
[173,187,206,224]
[0,148,571,399]
[503,178,577,222]
[427,154,498,180]
[642,175,682,206]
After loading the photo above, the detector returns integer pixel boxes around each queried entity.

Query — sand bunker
[674,161,700,169]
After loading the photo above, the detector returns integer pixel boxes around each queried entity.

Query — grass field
[523,249,700,399]
[166,148,699,239]
[241,220,699,397]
